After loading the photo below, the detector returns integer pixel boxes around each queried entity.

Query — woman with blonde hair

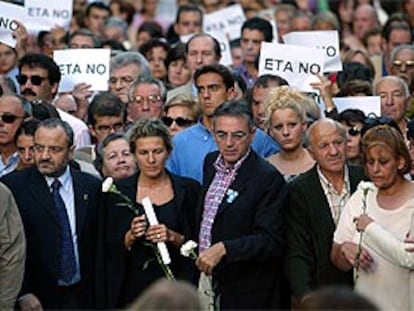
[265,86,315,181]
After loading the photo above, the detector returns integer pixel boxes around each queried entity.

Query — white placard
[208,31,232,66]
[283,30,342,72]
[0,1,25,48]
[25,0,73,33]
[258,42,325,92]
[332,96,381,117]
[53,49,110,92]
[203,4,246,41]
[142,197,171,265]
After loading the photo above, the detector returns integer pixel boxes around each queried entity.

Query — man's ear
[68,144,75,161]
[227,87,236,100]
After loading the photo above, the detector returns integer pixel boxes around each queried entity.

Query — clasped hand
[129,215,169,243]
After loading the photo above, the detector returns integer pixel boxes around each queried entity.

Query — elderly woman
[94,132,137,179]
[99,118,200,308]
[162,94,199,137]
[331,125,414,310]
[265,86,315,181]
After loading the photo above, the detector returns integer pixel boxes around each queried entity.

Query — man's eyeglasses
[348,127,361,137]
[392,60,414,68]
[162,116,194,127]
[95,123,124,133]
[131,95,162,107]
[16,74,48,86]
[215,130,248,142]
[0,114,25,124]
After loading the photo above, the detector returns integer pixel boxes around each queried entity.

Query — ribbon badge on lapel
[83,194,89,201]
[225,189,238,204]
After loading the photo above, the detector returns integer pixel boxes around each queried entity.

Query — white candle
[142,197,171,265]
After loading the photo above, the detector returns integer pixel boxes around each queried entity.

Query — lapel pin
[83,194,88,201]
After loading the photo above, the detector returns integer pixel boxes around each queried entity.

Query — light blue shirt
[0,152,20,177]
[45,166,81,286]
[166,121,280,182]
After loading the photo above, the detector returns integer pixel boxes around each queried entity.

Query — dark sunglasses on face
[0,114,25,124]
[16,74,48,86]
[348,127,361,137]
[162,116,194,127]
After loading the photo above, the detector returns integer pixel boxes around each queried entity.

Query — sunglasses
[348,127,361,137]
[162,116,194,127]
[0,114,25,124]
[16,74,48,86]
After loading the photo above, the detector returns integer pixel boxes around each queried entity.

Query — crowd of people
[1,0,414,310]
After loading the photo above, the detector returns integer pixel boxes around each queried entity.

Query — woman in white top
[264,86,315,181]
[331,124,414,311]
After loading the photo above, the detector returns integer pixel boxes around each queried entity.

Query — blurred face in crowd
[128,83,163,121]
[384,29,412,60]
[34,126,74,177]
[340,121,363,161]
[186,36,220,74]
[308,120,347,177]
[391,48,414,88]
[0,43,17,74]
[102,138,136,179]
[376,78,409,124]
[240,29,265,64]
[163,105,195,136]
[69,34,95,49]
[174,11,202,36]
[366,33,383,56]
[84,7,109,35]
[269,107,306,152]
[147,47,168,80]
[0,95,25,147]
[109,63,141,104]
[91,115,125,143]
[353,5,378,40]
[16,133,35,169]
[18,66,57,101]
[168,59,191,87]
[213,115,254,165]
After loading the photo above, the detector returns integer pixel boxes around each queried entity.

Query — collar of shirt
[213,148,251,174]
[0,152,20,177]
[45,166,72,192]
[317,164,350,197]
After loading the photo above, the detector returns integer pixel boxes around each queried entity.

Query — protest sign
[258,42,325,92]
[283,30,342,72]
[0,0,25,47]
[203,4,246,41]
[53,49,110,92]
[25,0,73,33]
[331,96,381,116]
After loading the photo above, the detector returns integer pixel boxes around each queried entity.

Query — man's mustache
[22,88,37,96]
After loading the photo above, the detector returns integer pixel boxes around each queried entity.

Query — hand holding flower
[196,242,226,275]
[355,214,374,232]
[124,215,147,250]
[340,241,374,271]
[146,224,169,243]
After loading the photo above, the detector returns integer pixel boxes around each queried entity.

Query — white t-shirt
[334,182,412,310]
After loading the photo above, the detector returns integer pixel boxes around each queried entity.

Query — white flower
[102,177,114,193]
[357,181,375,193]
[180,240,198,257]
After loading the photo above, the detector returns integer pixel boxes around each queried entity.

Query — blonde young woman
[265,86,315,181]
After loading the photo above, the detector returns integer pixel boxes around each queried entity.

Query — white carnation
[102,177,114,193]
[180,240,198,257]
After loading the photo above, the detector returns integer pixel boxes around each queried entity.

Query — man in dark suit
[195,99,287,309]
[285,118,366,304]
[1,118,101,310]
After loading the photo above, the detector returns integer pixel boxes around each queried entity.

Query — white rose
[180,240,198,257]
[357,181,375,192]
[102,177,114,193]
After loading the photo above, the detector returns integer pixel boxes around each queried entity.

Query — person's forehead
[188,37,214,50]
[242,28,265,39]
[0,95,23,113]
[90,7,109,17]
[70,34,94,44]
[21,65,48,75]
[377,79,404,92]
[179,11,201,22]
[35,126,67,141]
[196,72,223,85]
[395,48,414,60]
[95,115,123,124]
[215,115,249,129]
[134,83,160,93]
[111,63,140,76]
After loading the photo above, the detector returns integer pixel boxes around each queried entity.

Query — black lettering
[309,63,321,74]
[298,62,308,74]
[264,58,273,71]
[0,17,19,31]
[326,46,336,57]
[283,61,293,72]
[96,64,106,74]
[52,9,70,19]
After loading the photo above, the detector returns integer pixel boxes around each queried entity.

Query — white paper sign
[25,0,73,33]
[208,31,232,66]
[142,197,171,265]
[53,49,110,92]
[203,4,246,41]
[258,42,325,92]
[331,96,381,117]
[0,1,25,48]
[283,31,342,72]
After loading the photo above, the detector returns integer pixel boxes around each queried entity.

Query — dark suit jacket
[285,165,366,300]
[97,171,200,308]
[1,167,101,309]
[196,150,287,309]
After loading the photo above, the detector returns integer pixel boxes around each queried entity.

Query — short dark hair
[336,109,366,127]
[185,33,221,59]
[87,92,126,127]
[31,99,60,121]
[165,43,186,69]
[85,1,110,17]
[254,74,289,88]
[175,4,203,24]
[139,39,171,59]
[15,119,40,143]
[69,28,102,48]
[194,64,234,90]
[138,21,164,40]
[212,99,255,130]
[241,17,273,42]
[36,118,74,147]
[381,12,412,42]
[19,53,61,85]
